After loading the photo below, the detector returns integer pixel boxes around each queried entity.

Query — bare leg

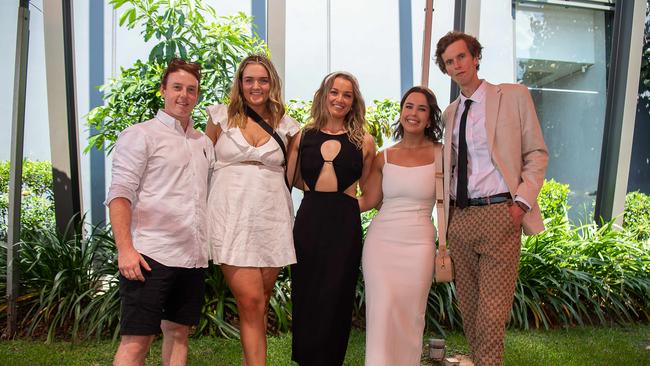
[221,265,281,366]
[114,335,155,366]
[161,320,190,366]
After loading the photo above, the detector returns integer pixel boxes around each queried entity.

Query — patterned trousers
[448,202,521,366]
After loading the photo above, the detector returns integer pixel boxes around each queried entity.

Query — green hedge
[0,160,55,243]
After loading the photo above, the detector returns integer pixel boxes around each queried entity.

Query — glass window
[285,0,402,102]
[515,1,614,219]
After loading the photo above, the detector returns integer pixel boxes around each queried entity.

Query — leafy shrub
[623,191,650,242]
[286,99,312,127]
[0,160,53,199]
[365,99,400,148]
[361,209,378,241]
[0,160,55,242]
[538,178,570,223]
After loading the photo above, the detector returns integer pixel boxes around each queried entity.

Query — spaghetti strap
[384,149,388,164]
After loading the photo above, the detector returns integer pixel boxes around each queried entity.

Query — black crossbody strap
[244,105,291,192]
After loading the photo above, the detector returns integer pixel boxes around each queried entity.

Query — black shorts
[119,255,206,336]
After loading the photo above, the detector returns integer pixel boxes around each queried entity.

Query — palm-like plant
[514,218,650,330]
[17,216,117,342]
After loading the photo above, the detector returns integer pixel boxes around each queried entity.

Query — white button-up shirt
[451,81,531,209]
[451,81,511,197]
[106,110,214,268]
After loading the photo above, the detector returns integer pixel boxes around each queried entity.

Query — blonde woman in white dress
[359,86,443,366]
[205,54,299,366]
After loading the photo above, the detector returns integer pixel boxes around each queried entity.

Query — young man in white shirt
[435,32,548,366]
[107,58,213,366]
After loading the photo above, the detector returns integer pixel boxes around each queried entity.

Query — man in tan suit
[435,32,548,365]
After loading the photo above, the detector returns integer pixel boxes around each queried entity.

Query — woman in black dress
[286,71,376,366]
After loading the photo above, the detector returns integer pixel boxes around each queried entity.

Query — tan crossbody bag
[434,143,454,283]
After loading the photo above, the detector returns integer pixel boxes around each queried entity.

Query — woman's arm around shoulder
[359,133,377,190]
[358,149,385,212]
[286,129,304,190]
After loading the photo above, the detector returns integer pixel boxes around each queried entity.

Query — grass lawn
[0,324,647,365]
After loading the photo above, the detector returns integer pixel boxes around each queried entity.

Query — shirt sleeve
[105,126,150,206]
[514,196,532,212]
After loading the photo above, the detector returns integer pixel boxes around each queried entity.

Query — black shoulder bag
[244,106,291,192]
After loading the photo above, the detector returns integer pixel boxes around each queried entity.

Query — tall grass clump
[7,217,119,342]
[512,186,650,330]
[426,282,462,335]
[515,219,650,330]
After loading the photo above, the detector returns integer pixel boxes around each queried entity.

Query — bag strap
[244,105,291,192]
[434,143,447,255]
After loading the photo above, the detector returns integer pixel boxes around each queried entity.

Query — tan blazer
[442,81,549,235]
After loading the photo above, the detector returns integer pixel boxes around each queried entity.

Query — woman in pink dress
[359,86,443,366]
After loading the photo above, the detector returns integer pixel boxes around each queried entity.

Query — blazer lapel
[485,82,501,153]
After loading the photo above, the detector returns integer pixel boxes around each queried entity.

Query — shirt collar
[459,79,486,106]
[156,110,194,135]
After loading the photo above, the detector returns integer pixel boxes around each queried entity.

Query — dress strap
[383,149,388,164]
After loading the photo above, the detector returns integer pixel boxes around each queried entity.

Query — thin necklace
[321,127,347,135]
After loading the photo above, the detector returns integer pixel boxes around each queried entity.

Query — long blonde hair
[228,54,285,129]
[306,72,366,148]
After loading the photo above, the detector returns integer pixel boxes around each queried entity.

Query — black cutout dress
[291,129,363,366]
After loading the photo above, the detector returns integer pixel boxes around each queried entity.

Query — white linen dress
[206,105,299,267]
